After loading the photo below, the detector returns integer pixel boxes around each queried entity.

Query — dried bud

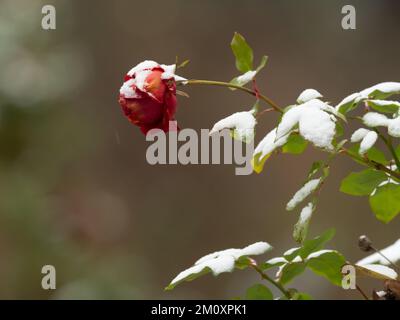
[358,235,373,252]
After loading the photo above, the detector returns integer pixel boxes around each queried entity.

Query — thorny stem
[250,261,292,299]
[182,80,283,113]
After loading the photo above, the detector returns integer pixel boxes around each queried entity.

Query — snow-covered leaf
[355,264,398,280]
[362,112,389,127]
[286,179,321,211]
[276,99,337,150]
[210,111,257,143]
[293,202,314,244]
[336,82,400,114]
[297,89,323,104]
[367,100,400,114]
[252,128,290,173]
[359,131,378,155]
[350,128,370,143]
[356,239,400,266]
[166,242,272,290]
[230,70,257,87]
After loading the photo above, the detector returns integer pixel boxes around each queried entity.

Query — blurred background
[0,0,399,299]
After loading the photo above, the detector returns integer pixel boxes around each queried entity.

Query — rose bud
[118,60,186,134]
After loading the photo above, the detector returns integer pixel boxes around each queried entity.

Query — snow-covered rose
[118,60,186,134]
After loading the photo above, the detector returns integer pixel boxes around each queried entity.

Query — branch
[340,148,400,181]
[250,262,292,300]
[181,79,283,113]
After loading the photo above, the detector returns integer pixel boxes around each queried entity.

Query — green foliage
[273,230,344,287]
[282,135,308,155]
[348,145,387,165]
[369,183,400,223]
[307,251,345,286]
[245,284,273,300]
[231,32,253,73]
[340,169,387,196]
[297,229,336,259]
[279,262,307,285]
[367,100,400,114]
[293,203,314,244]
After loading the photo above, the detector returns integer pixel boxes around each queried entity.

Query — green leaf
[293,203,315,244]
[396,145,400,159]
[369,183,400,223]
[308,161,323,179]
[348,145,387,165]
[340,169,387,196]
[251,152,271,174]
[231,32,253,73]
[279,262,307,285]
[282,134,308,155]
[298,228,335,259]
[293,292,313,300]
[260,257,287,270]
[165,267,211,291]
[229,56,268,89]
[367,100,400,114]
[307,251,346,286]
[245,284,273,300]
[256,55,268,73]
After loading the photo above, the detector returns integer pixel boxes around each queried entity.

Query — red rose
[118,60,186,134]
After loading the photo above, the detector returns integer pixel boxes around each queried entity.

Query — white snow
[356,264,398,280]
[276,99,336,150]
[335,82,400,112]
[359,131,378,155]
[306,249,336,260]
[284,247,300,256]
[335,92,361,111]
[297,89,323,104]
[286,179,321,211]
[368,99,400,108]
[357,239,400,266]
[119,78,139,98]
[169,242,272,287]
[133,69,152,91]
[210,111,257,142]
[253,128,290,160]
[276,106,302,139]
[127,60,159,77]
[362,112,390,127]
[360,82,400,98]
[388,116,400,138]
[298,107,336,150]
[235,70,257,86]
[160,63,188,82]
[350,128,370,143]
[297,202,314,225]
[265,257,288,265]
[124,61,187,95]
[241,242,273,256]
[362,112,400,138]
